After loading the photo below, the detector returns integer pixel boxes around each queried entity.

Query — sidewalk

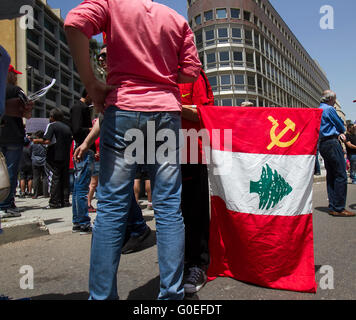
[0,194,154,245]
[0,169,327,245]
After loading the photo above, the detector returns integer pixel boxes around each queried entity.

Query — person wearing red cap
[1,65,32,118]
[0,64,33,217]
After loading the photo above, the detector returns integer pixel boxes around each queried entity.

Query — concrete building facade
[0,0,83,118]
[187,0,330,108]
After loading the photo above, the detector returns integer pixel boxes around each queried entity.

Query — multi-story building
[187,0,330,108]
[0,0,83,118]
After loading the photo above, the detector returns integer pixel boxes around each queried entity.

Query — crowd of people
[0,0,355,301]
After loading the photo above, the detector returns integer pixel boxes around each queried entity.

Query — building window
[208,76,218,92]
[45,41,55,56]
[205,29,215,46]
[219,51,230,67]
[244,29,253,46]
[247,75,256,91]
[61,74,70,87]
[246,52,254,68]
[220,75,232,91]
[74,82,82,93]
[217,28,228,43]
[231,27,242,43]
[222,98,233,106]
[45,64,56,78]
[61,95,71,107]
[255,53,261,72]
[236,98,245,106]
[234,74,245,91]
[204,10,213,22]
[195,14,201,25]
[230,8,240,19]
[46,90,57,102]
[254,33,260,50]
[44,17,55,33]
[27,29,40,45]
[195,30,203,49]
[257,76,263,94]
[60,31,67,44]
[60,52,69,65]
[216,8,227,19]
[206,52,216,69]
[243,11,251,21]
[233,51,243,67]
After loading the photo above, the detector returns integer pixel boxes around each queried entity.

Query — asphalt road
[0,182,355,301]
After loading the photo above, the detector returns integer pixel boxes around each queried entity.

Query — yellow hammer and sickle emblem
[267,116,300,150]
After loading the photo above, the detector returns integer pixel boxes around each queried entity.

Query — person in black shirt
[33,108,72,209]
[345,124,356,184]
[70,90,95,234]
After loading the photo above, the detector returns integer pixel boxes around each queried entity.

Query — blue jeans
[314,149,321,174]
[89,107,184,300]
[0,144,23,209]
[349,154,356,184]
[69,169,75,193]
[127,191,148,237]
[319,139,347,212]
[72,150,94,226]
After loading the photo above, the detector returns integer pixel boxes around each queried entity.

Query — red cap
[8,65,22,75]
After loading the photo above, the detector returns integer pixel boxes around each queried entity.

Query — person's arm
[73,118,100,162]
[65,27,116,113]
[32,138,51,145]
[181,105,199,122]
[178,24,201,84]
[345,140,356,150]
[64,1,115,114]
[5,97,33,119]
[329,107,345,135]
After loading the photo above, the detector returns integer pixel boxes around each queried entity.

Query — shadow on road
[44,218,64,226]
[314,207,330,214]
[349,203,356,210]
[127,276,160,300]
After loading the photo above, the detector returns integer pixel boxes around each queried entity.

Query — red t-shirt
[64,0,201,112]
[69,140,75,170]
[179,69,214,164]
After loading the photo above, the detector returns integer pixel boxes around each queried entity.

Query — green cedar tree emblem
[250,164,292,210]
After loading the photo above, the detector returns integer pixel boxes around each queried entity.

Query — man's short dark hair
[34,130,44,139]
[49,108,64,122]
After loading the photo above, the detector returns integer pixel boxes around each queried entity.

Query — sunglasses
[98,53,107,61]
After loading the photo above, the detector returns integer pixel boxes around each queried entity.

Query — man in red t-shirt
[179,68,214,294]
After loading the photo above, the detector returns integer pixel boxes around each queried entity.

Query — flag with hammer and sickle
[197,105,323,293]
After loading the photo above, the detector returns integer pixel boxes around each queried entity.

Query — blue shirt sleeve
[327,106,345,134]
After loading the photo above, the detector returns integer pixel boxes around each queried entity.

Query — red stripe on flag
[207,196,317,293]
[198,106,322,156]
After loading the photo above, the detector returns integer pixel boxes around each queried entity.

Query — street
[0,181,355,301]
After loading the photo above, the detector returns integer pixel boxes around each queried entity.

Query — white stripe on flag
[208,150,315,216]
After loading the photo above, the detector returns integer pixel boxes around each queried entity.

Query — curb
[0,218,49,246]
